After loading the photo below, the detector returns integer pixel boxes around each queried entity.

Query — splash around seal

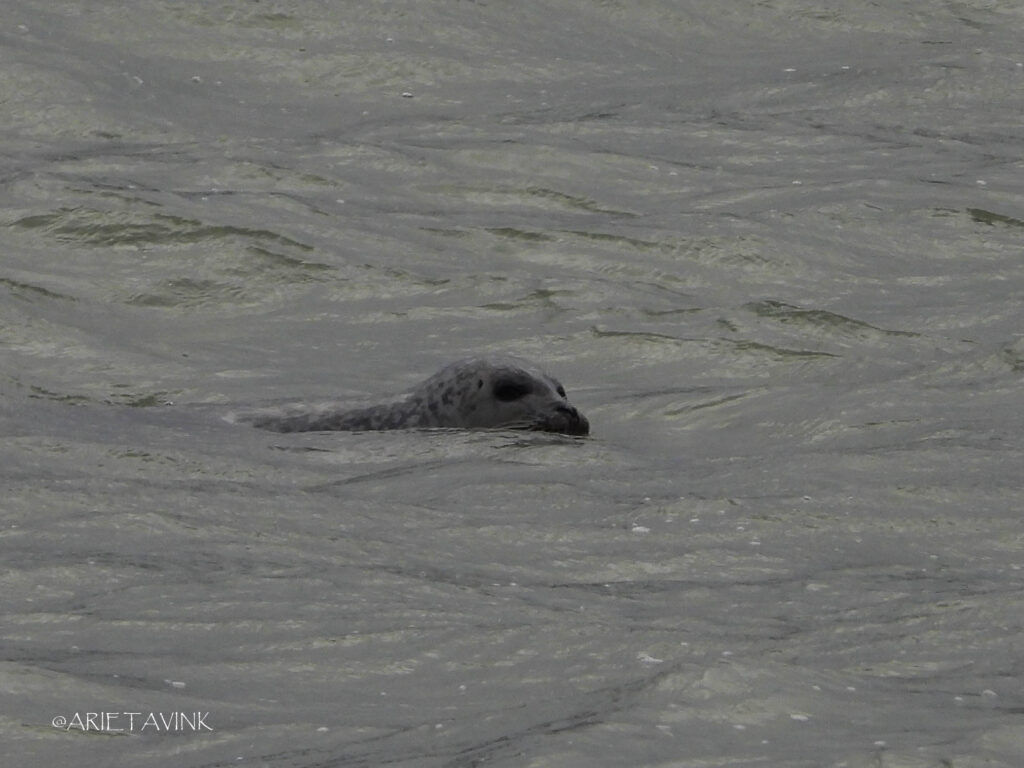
[235,355,589,436]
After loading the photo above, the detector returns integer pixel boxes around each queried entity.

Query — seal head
[237,355,589,435]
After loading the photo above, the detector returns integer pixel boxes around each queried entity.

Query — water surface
[2,2,1023,766]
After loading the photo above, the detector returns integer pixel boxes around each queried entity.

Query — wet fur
[233,356,589,435]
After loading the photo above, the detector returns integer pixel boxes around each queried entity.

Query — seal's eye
[493,379,531,402]
[556,385,566,398]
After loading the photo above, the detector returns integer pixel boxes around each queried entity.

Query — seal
[236,355,589,435]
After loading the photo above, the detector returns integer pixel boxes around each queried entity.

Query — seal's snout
[569,407,590,436]
[553,403,589,436]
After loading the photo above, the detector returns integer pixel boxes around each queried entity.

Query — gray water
[3,1,1023,766]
